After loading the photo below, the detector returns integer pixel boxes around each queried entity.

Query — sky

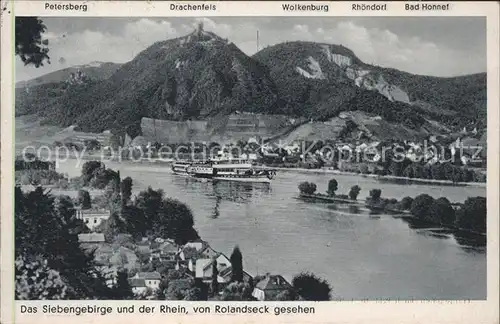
[16,17,486,82]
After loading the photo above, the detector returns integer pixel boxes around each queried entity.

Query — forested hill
[16,27,280,137]
[253,41,486,130]
[16,29,486,138]
[15,61,122,88]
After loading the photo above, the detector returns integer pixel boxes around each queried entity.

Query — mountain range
[15,26,486,142]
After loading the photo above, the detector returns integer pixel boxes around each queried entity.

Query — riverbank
[21,151,486,188]
[296,191,486,237]
[274,167,486,187]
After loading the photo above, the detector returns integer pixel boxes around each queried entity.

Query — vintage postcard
[1,1,499,323]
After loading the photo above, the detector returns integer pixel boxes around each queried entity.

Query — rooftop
[78,233,105,243]
[135,272,161,280]
[255,275,291,291]
[129,278,146,287]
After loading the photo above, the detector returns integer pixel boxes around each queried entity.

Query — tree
[292,272,331,301]
[211,259,219,296]
[15,255,68,300]
[81,161,105,185]
[122,205,146,237]
[92,168,120,190]
[430,163,446,180]
[298,182,317,195]
[159,198,199,245]
[326,179,338,196]
[113,269,133,300]
[410,194,435,220]
[220,282,254,301]
[54,195,75,224]
[78,189,92,209]
[165,279,195,300]
[155,279,169,300]
[109,134,122,149]
[455,197,486,233]
[135,187,164,230]
[275,289,299,301]
[120,177,133,206]
[348,185,361,200]
[402,164,415,178]
[184,287,204,300]
[105,182,122,215]
[230,246,243,283]
[54,195,88,235]
[15,17,50,67]
[369,189,382,201]
[15,186,112,299]
[429,197,455,225]
[400,197,414,210]
[100,212,126,243]
[359,164,370,174]
[388,157,409,177]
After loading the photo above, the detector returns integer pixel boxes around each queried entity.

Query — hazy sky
[16,17,486,81]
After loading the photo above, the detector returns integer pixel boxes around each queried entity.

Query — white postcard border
[1,1,499,324]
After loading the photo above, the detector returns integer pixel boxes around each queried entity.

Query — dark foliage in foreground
[15,187,112,299]
[15,17,50,67]
[292,272,331,301]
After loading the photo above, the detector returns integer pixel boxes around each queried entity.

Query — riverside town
[13,15,487,302]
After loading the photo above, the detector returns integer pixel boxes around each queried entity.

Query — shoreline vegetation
[297,179,487,237]
[14,152,486,188]
[274,167,486,187]
[15,156,332,301]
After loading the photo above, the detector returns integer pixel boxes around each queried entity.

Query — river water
[57,160,487,300]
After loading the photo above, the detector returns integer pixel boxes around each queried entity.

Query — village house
[95,265,118,288]
[176,240,219,272]
[194,253,232,283]
[284,142,301,155]
[240,153,258,161]
[194,253,253,292]
[78,233,105,244]
[129,278,148,295]
[247,136,259,145]
[78,233,105,252]
[129,272,161,294]
[149,241,178,262]
[136,238,151,254]
[218,267,253,287]
[74,207,110,231]
[252,274,292,301]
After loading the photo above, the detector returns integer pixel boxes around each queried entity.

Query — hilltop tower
[197,21,204,36]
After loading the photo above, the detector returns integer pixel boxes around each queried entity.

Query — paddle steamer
[171,152,276,183]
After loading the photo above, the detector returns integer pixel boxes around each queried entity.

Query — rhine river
[57,160,487,300]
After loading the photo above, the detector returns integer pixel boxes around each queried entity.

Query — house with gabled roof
[78,233,105,245]
[74,207,110,231]
[194,253,232,282]
[129,278,148,295]
[177,240,218,272]
[218,267,253,286]
[252,274,292,301]
[131,272,161,291]
[193,252,254,293]
[150,241,178,262]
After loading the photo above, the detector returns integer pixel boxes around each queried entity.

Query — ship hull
[212,176,272,184]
